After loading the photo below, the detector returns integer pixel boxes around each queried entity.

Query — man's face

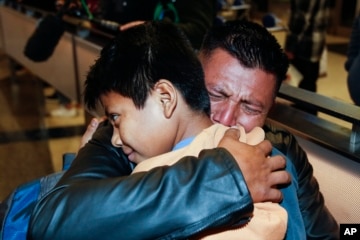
[200,48,277,133]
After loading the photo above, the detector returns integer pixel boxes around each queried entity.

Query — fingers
[264,170,291,203]
[120,21,145,31]
[268,155,291,187]
[262,188,284,203]
[268,154,287,172]
[79,118,100,149]
[271,170,291,187]
[218,129,291,203]
[258,155,290,203]
[222,127,241,140]
[256,140,273,156]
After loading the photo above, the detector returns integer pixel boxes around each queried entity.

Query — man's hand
[120,21,145,31]
[79,117,106,149]
[218,128,291,203]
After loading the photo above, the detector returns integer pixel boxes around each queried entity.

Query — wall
[296,136,360,224]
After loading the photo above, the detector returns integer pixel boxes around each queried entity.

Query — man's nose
[212,104,238,127]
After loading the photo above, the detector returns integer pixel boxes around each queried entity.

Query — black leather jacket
[28,122,339,239]
[264,123,339,239]
[28,122,253,240]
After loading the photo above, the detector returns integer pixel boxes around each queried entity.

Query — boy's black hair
[200,19,289,96]
[84,21,210,115]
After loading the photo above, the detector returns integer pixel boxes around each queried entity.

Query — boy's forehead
[100,92,126,108]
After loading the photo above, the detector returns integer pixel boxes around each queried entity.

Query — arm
[28,122,253,240]
[264,123,339,239]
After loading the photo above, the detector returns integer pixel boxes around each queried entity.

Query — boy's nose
[111,128,123,147]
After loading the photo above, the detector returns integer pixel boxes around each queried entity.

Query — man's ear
[154,79,177,118]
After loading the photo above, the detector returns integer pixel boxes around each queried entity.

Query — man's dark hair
[84,21,210,115]
[200,19,289,95]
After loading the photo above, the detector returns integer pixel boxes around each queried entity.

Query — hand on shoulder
[79,116,107,149]
[218,128,291,203]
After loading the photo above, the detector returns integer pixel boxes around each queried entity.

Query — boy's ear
[154,79,177,118]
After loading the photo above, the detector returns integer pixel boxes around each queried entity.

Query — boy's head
[84,21,210,115]
[84,21,211,163]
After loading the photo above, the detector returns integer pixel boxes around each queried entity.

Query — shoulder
[263,122,293,152]
[263,122,308,171]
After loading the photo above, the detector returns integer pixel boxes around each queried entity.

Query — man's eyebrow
[208,84,228,93]
[217,88,230,96]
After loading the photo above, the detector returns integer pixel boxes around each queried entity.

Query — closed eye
[208,91,227,101]
[241,101,264,115]
[242,105,262,115]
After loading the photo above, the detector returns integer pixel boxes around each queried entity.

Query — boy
[84,21,288,239]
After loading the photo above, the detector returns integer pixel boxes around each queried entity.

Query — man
[199,20,338,239]
[28,20,338,239]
